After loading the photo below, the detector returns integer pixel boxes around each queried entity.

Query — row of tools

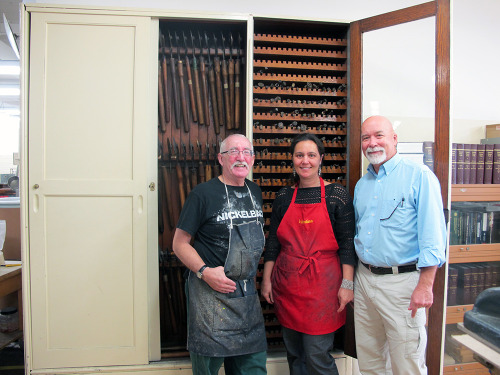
[158,30,244,134]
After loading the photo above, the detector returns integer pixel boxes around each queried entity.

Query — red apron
[272,178,345,335]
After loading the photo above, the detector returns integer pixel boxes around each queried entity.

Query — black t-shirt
[177,177,264,267]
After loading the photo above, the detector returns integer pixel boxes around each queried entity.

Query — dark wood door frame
[348,1,450,373]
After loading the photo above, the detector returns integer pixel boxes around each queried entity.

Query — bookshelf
[444,184,500,373]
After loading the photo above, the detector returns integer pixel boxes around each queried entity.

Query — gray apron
[187,182,267,357]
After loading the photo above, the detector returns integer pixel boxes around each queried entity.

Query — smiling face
[361,116,398,173]
[292,140,323,183]
[218,134,255,186]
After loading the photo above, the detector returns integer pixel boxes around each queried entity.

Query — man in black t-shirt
[173,134,267,375]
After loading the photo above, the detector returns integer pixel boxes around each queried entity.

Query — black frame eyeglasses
[220,149,255,157]
[380,198,405,221]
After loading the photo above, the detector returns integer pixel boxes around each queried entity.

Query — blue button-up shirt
[354,153,446,268]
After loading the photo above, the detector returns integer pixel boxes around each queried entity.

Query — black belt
[361,261,418,275]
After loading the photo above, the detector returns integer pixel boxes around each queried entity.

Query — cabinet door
[28,11,153,369]
[349,1,450,373]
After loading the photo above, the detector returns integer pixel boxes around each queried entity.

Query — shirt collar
[367,153,402,176]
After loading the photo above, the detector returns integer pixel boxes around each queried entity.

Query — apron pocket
[225,247,263,280]
[213,293,263,332]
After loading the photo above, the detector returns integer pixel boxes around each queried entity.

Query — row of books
[451,143,500,184]
[447,262,500,306]
[449,202,500,245]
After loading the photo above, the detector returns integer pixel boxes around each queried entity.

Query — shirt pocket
[379,197,411,229]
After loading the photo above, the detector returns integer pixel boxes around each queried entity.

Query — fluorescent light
[0,86,20,96]
[0,61,20,76]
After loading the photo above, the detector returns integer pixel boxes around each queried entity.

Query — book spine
[447,265,458,306]
[476,144,485,184]
[452,143,457,184]
[484,144,494,184]
[456,144,465,184]
[493,144,500,184]
[422,141,434,172]
[463,144,471,184]
[469,144,477,184]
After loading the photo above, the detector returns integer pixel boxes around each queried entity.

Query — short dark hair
[290,133,325,156]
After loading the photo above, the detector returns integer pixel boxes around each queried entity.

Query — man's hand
[202,266,236,294]
[408,265,437,317]
[408,285,433,317]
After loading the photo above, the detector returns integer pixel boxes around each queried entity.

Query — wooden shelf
[254,73,346,84]
[451,185,500,202]
[443,362,490,374]
[449,243,500,263]
[446,304,474,325]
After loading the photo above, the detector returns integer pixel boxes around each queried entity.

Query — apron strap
[292,177,326,204]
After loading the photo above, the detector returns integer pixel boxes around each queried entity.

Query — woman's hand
[337,287,354,313]
[261,277,274,304]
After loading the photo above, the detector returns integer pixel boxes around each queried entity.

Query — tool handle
[177,59,191,133]
[228,59,235,129]
[221,60,232,130]
[200,59,210,127]
[161,57,171,123]
[208,68,220,134]
[185,56,198,123]
[192,62,205,125]
[214,58,225,127]
[176,163,186,206]
[234,58,241,129]
[169,57,181,129]
[158,64,167,132]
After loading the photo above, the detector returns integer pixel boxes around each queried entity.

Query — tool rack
[252,20,350,349]
[156,19,248,355]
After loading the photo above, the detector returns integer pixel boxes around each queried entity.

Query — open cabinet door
[26,10,157,370]
[348,1,450,374]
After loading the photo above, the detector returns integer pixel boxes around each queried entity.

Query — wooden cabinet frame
[348,1,450,373]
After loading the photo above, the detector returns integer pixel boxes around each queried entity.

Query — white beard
[366,147,387,165]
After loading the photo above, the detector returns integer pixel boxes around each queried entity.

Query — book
[422,141,434,171]
[451,143,457,184]
[463,144,471,184]
[447,265,459,306]
[476,144,486,184]
[469,144,477,184]
[456,143,465,184]
[457,265,473,305]
[484,144,494,183]
[493,144,500,184]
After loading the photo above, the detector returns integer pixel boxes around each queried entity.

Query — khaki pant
[354,261,427,375]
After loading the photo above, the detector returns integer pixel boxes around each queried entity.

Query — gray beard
[366,147,387,165]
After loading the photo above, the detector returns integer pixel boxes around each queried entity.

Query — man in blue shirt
[353,116,446,374]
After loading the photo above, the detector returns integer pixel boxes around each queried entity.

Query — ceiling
[0,0,21,114]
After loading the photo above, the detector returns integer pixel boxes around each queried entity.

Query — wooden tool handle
[185,56,198,123]
[169,57,180,129]
[200,60,210,127]
[176,59,191,133]
[176,163,186,206]
[234,59,241,129]
[214,58,225,127]
[208,68,220,134]
[158,64,167,133]
[221,60,232,130]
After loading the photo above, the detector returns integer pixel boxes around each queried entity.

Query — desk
[0,265,22,349]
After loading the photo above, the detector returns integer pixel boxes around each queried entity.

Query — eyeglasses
[220,148,255,157]
[380,198,405,221]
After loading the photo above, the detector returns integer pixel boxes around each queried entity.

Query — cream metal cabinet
[24,7,158,371]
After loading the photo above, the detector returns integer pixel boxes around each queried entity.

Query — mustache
[366,147,384,153]
[230,161,249,170]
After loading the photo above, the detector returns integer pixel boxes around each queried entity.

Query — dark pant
[190,351,267,375]
[282,327,339,375]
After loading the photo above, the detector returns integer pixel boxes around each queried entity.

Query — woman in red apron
[261,133,356,375]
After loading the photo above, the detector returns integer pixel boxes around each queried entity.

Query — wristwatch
[196,265,208,279]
